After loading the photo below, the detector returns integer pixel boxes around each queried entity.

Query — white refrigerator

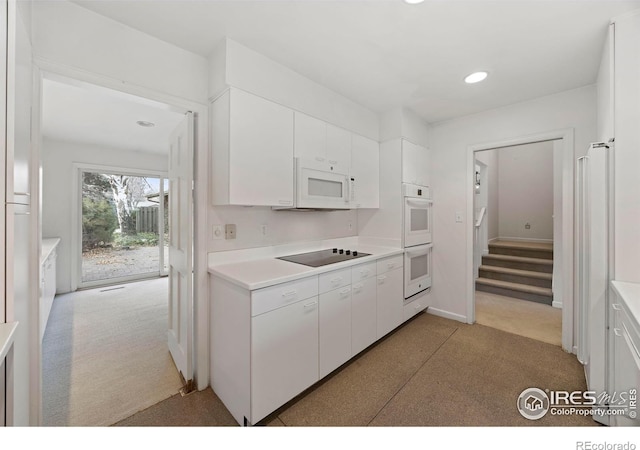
[576,141,614,425]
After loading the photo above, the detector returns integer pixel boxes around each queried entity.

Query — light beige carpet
[475,290,562,346]
[42,278,183,426]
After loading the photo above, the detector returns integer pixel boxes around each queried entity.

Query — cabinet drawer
[377,254,403,275]
[251,276,318,317]
[352,262,376,283]
[319,268,351,294]
[403,292,430,322]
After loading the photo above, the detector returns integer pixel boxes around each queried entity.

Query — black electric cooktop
[277,248,370,267]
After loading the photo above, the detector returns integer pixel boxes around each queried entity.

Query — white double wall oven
[402,183,433,300]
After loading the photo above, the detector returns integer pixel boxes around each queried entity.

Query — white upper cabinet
[293,112,326,163]
[402,139,430,187]
[351,134,379,208]
[326,124,351,169]
[211,88,294,207]
[294,112,351,170]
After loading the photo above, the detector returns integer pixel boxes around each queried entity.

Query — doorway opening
[80,170,169,288]
[467,129,575,353]
[473,141,561,346]
[38,72,194,425]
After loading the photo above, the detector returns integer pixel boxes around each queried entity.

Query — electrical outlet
[225,224,236,240]
[260,224,267,236]
[212,225,224,240]
[455,212,463,223]
[348,222,353,231]
[525,223,531,230]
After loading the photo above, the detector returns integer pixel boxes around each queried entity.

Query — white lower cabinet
[403,290,430,322]
[40,244,58,342]
[210,252,406,426]
[610,290,640,426]
[319,286,352,378]
[351,263,377,355]
[251,296,319,422]
[376,264,403,339]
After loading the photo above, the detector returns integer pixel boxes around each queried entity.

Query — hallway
[42,278,182,426]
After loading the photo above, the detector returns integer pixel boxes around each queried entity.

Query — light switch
[212,225,223,240]
[455,212,463,223]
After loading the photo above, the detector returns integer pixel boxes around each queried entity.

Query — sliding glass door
[80,170,168,287]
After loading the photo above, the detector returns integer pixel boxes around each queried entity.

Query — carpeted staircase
[476,240,553,305]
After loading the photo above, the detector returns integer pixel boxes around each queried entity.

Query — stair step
[482,254,553,273]
[475,277,553,305]
[488,241,553,260]
[479,265,552,288]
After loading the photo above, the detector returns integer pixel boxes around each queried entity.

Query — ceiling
[42,76,185,154]
[69,0,640,124]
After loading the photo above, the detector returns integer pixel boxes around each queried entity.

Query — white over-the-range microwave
[274,157,355,211]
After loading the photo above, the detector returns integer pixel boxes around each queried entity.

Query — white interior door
[167,112,194,391]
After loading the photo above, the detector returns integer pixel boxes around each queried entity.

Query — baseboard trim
[427,307,468,324]
[495,236,554,243]
[552,300,563,309]
[572,345,578,355]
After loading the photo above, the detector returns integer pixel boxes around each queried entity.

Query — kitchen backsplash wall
[207,206,358,252]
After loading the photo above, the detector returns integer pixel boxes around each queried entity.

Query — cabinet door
[351,134,379,208]
[402,140,420,185]
[319,286,352,378]
[402,140,429,186]
[251,297,319,423]
[294,112,326,162]
[229,89,294,206]
[611,311,640,426]
[416,146,430,186]
[376,268,404,339]
[326,124,351,170]
[351,277,377,356]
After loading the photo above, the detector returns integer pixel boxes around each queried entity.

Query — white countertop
[611,280,640,327]
[41,237,61,265]
[209,241,403,290]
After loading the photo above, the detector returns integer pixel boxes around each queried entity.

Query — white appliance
[403,183,432,247]
[404,243,433,299]
[275,157,354,210]
[402,183,433,300]
[576,141,614,425]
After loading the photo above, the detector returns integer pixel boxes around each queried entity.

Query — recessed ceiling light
[136,120,155,127]
[403,0,425,4]
[464,71,488,84]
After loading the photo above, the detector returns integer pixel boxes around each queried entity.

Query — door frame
[32,59,210,425]
[466,128,575,353]
[72,164,168,290]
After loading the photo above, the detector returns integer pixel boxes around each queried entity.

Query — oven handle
[405,244,433,258]
[405,199,433,208]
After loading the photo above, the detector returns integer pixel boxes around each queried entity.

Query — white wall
[41,138,168,293]
[32,1,209,104]
[497,141,554,241]
[207,207,357,253]
[612,11,640,283]
[379,107,430,148]
[357,138,403,242]
[429,85,597,321]
[210,38,379,141]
